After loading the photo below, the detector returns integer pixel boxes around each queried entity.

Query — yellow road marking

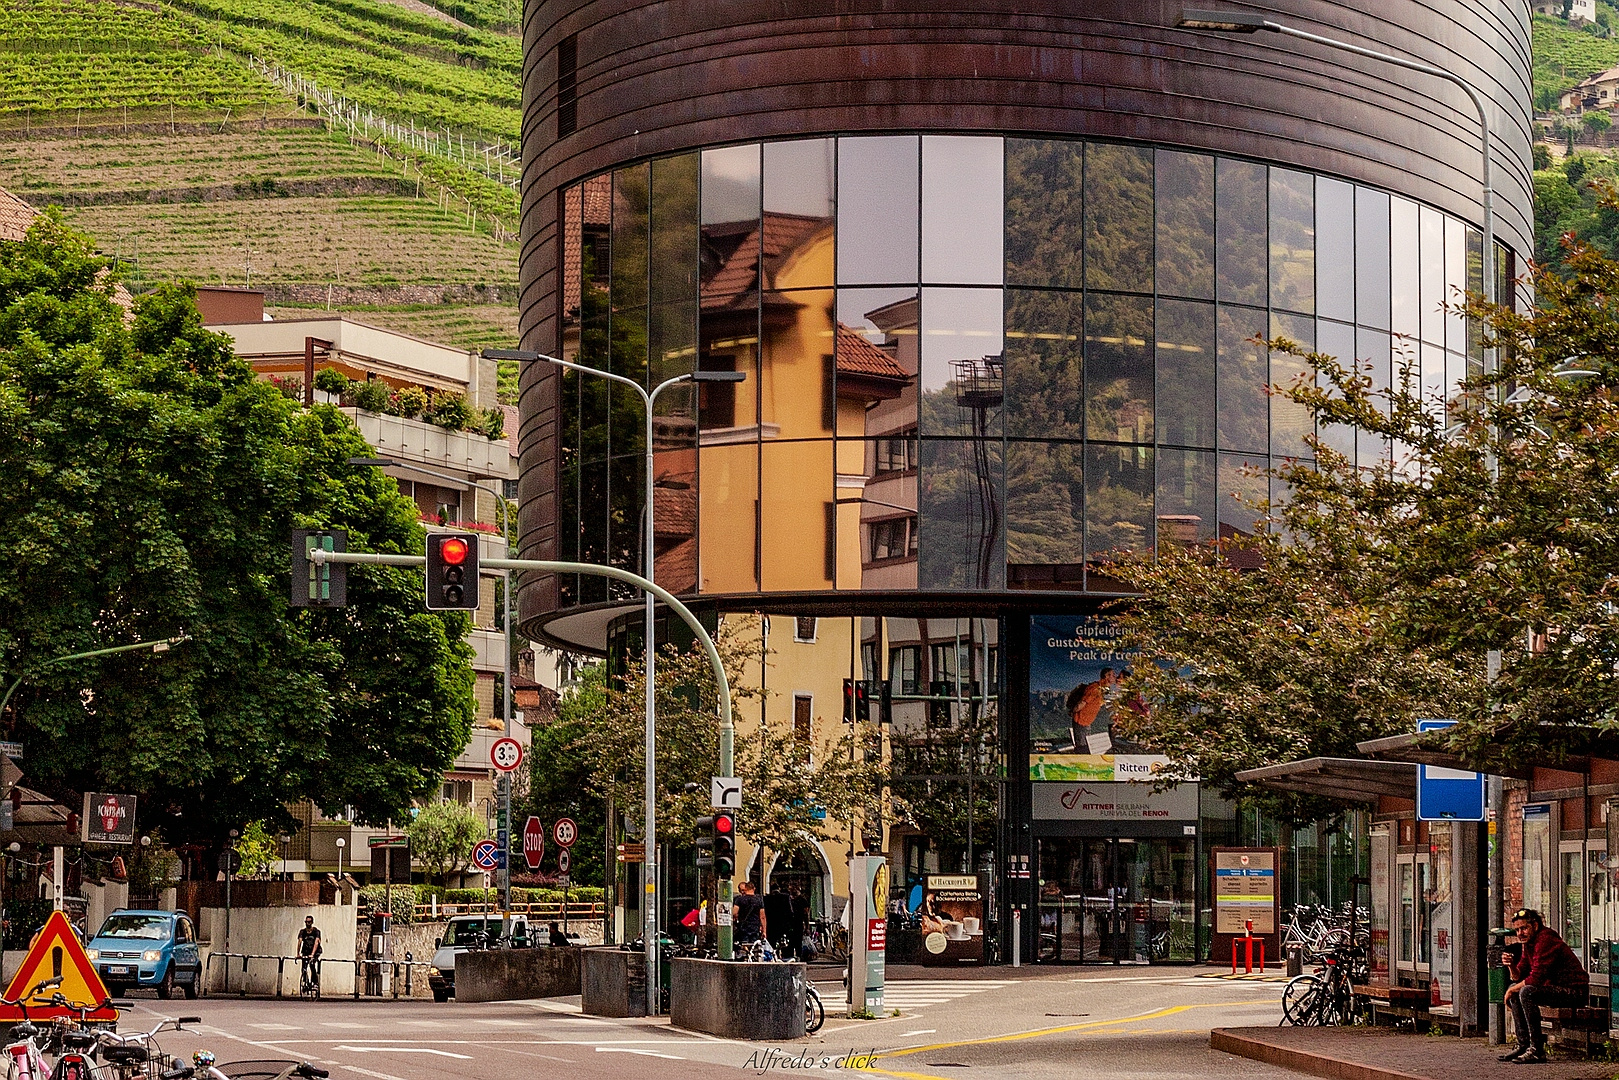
[857,1001,1275,1080]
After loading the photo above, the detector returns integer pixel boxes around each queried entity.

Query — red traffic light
[438,536,470,565]
[715,813,734,834]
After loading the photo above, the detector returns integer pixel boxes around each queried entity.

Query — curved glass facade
[556,135,1494,605]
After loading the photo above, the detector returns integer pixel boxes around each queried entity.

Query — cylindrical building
[515,2,1531,964]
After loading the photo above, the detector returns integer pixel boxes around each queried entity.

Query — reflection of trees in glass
[1005,139,1083,287]
[1217,305,1267,454]
[1004,290,1083,440]
[1216,159,1267,306]
[918,439,1003,590]
[612,162,649,310]
[1269,168,1315,314]
[1270,312,1314,460]
[651,154,700,305]
[1085,143,1154,294]
[1156,150,1215,300]
[890,700,999,861]
[1086,445,1153,557]
[1005,441,1082,566]
[1156,448,1217,547]
[1155,299,1215,448]
[1084,293,1153,444]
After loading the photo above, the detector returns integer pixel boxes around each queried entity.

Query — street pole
[1177,11,1496,306]
[481,350,746,996]
[348,457,515,911]
[0,637,188,720]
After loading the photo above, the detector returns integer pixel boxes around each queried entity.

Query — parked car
[85,909,202,999]
[428,913,532,1002]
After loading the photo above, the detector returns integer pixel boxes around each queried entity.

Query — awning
[1354,725,1619,780]
[1235,757,1417,803]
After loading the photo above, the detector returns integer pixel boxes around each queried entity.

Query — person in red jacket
[1500,908,1589,1064]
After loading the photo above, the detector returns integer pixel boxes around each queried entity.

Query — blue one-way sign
[1415,719,1486,821]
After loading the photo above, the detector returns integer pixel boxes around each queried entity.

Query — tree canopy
[1110,206,1619,810]
[0,215,477,843]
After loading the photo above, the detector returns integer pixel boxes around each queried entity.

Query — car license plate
[107,966,130,975]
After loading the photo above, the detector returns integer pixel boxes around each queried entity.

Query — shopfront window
[1522,805,1553,918]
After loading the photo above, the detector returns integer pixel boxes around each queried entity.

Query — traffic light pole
[308,549,738,962]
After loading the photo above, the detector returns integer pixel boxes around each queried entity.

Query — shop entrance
[1035,837,1196,963]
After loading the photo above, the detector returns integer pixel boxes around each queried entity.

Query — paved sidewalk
[1213,1026,1615,1080]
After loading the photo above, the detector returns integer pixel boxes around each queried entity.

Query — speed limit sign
[553,817,578,848]
[490,737,523,773]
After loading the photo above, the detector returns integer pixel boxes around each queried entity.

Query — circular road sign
[553,817,578,848]
[523,816,546,871]
[490,737,523,773]
[472,839,501,870]
[558,849,571,874]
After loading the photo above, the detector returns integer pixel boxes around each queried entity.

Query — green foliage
[391,385,427,418]
[514,664,606,886]
[233,821,280,878]
[1532,13,1619,106]
[1534,143,1554,171]
[360,882,419,922]
[0,215,477,842]
[406,799,485,885]
[1533,152,1619,274]
[347,376,390,412]
[313,366,349,395]
[423,391,470,430]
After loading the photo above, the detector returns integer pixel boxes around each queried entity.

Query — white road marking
[248,1023,303,1030]
[898,1029,936,1037]
[595,1047,685,1060]
[321,1022,366,1029]
[471,1018,529,1025]
[334,1046,473,1059]
[338,1066,412,1080]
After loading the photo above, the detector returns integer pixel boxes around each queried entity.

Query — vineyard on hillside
[1533,13,1619,108]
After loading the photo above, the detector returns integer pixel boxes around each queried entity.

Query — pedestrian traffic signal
[290,530,348,607]
[694,815,716,869]
[713,810,735,877]
[425,532,480,610]
[842,679,871,723]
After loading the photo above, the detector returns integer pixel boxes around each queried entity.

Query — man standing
[734,880,768,946]
[1500,908,1588,1064]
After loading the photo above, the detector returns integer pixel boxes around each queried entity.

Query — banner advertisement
[1370,825,1391,983]
[1429,825,1455,1014]
[1030,781,1198,822]
[1028,616,1170,780]
[918,874,986,966]
[848,855,887,1016]
[81,793,136,845]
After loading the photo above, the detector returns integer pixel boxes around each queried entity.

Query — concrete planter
[455,945,581,1003]
[670,958,806,1040]
[581,947,648,1017]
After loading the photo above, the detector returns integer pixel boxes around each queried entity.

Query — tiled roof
[655,484,696,534]
[700,212,827,311]
[1575,65,1619,88]
[835,322,908,379]
[0,188,38,242]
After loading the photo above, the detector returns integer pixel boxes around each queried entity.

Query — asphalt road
[118,968,1300,1080]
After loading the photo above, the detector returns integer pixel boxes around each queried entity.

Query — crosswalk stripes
[813,979,1014,1010]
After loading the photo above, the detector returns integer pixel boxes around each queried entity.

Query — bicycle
[805,919,849,965]
[298,954,321,999]
[96,1013,202,1080]
[1280,943,1364,1027]
[804,984,824,1035]
[0,977,67,1080]
[167,1061,327,1080]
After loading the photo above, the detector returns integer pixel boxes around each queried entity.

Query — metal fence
[202,951,435,1000]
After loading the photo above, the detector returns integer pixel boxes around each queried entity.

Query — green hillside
[0,0,523,396]
[1533,10,1619,108]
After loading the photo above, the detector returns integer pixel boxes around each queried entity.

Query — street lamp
[348,454,518,909]
[0,636,189,721]
[484,347,747,1007]
[1176,9,1496,306]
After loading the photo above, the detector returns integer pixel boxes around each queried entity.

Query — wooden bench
[1538,1006,1608,1054]
[1352,984,1431,1026]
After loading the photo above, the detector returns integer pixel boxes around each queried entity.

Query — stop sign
[523,815,546,870]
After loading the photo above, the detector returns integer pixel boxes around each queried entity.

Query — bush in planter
[347,378,392,412]
[359,883,419,925]
[424,392,471,431]
[313,367,351,396]
[391,385,428,419]
[478,406,505,440]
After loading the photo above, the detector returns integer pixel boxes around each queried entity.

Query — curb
[1210,1029,1431,1080]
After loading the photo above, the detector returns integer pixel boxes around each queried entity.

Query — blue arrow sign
[1416,719,1486,821]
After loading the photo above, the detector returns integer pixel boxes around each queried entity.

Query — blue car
[85,910,201,999]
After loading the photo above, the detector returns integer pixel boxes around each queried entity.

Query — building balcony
[468,627,507,672]
[343,408,508,480]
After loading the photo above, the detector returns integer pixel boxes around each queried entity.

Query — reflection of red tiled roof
[0,187,38,242]
[564,176,612,318]
[656,537,697,595]
[582,178,610,225]
[655,484,695,535]
[836,323,907,379]
[700,213,827,311]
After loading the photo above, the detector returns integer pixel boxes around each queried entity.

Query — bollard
[1256,938,1265,973]
[353,959,361,1000]
[240,954,249,996]
[405,952,413,996]
[391,962,400,999]
[276,957,286,998]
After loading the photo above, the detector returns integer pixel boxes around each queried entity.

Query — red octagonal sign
[523,815,546,870]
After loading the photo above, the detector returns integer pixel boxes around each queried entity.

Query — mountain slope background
[0,0,521,396]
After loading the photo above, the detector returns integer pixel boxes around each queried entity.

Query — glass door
[1036,837,1195,963]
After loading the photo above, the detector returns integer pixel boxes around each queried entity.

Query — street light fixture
[347,454,518,909]
[483,347,748,1006]
[1175,9,1496,307]
[0,636,189,720]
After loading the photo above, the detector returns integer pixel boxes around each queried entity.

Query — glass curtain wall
[556,137,1498,604]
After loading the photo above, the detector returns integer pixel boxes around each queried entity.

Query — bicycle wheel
[1280,975,1324,1026]
[805,988,825,1034]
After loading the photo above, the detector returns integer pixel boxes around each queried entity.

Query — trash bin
[1285,944,1304,978]
[1488,928,1515,1005]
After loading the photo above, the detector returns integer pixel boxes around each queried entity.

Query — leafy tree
[232,822,280,879]
[1109,203,1619,797]
[1585,110,1614,138]
[513,663,606,885]
[0,214,477,846]
[407,800,485,886]
[1534,142,1554,172]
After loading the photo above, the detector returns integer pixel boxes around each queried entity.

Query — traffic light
[694,815,716,869]
[842,679,854,723]
[290,530,348,607]
[713,810,735,877]
[842,679,871,723]
[425,532,480,610]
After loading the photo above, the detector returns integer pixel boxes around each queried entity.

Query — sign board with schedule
[1211,848,1280,941]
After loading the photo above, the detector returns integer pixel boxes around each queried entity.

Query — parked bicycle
[96,1013,202,1080]
[804,984,824,1034]
[1280,941,1364,1026]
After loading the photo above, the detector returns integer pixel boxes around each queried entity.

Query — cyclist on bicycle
[297,916,322,992]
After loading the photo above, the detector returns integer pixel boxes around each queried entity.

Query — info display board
[918,874,986,966]
[1211,848,1281,962]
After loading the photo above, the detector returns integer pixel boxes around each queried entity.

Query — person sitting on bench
[1500,907,1588,1064]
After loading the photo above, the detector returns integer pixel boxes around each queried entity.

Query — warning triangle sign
[0,911,116,1021]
